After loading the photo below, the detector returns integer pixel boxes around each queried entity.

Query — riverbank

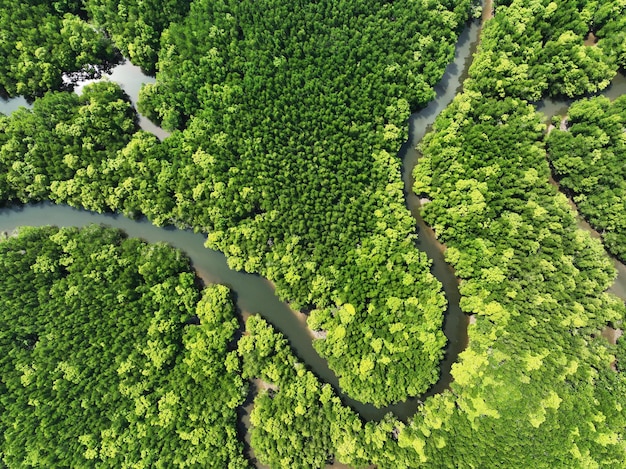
[401,1,496,358]
[0,18,480,423]
[398,13,486,399]
[0,60,170,140]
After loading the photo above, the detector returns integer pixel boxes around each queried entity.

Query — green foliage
[139,0,470,129]
[467,0,616,100]
[406,7,626,462]
[3,0,626,466]
[239,316,336,468]
[546,95,626,260]
[85,0,192,73]
[594,0,626,70]
[0,226,247,467]
[0,81,138,207]
[0,1,116,97]
[133,0,472,406]
[239,315,403,469]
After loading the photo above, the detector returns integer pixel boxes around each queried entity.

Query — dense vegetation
[0,0,190,95]
[85,0,192,73]
[3,0,626,467]
[238,315,421,468]
[546,95,626,260]
[0,81,138,205]
[0,77,448,408]
[136,0,472,406]
[594,0,626,70]
[472,0,616,99]
[413,91,626,467]
[0,0,116,97]
[0,225,247,467]
[1,0,474,407]
[235,92,626,469]
[239,316,343,468]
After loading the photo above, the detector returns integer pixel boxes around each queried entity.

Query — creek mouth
[0,17,483,421]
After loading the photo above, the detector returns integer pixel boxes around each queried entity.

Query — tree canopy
[3,0,626,467]
[0,225,247,467]
[406,0,626,466]
[1,0,475,407]
[84,0,192,74]
[0,0,117,97]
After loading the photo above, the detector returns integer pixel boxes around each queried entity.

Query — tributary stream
[538,72,626,299]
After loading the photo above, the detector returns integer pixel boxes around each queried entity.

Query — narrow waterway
[538,72,626,301]
[0,202,394,418]
[73,61,170,140]
[4,3,625,467]
[0,60,169,140]
[537,72,626,119]
[398,17,483,400]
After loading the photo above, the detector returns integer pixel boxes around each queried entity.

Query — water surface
[540,75,626,301]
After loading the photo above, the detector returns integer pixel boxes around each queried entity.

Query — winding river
[2,7,625,427]
[0,22,480,421]
[0,17,483,420]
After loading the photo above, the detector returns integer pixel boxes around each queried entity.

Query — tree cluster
[84,0,192,74]
[0,81,139,205]
[3,0,626,467]
[468,0,617,100]
[594,0,626,70]
[412,90,626,466]
[0,0,117,97]
[1,0,474,407]
[402,0,626,465]
[0,226,247,467]
[237,315,431,469]
[134,0,472,406]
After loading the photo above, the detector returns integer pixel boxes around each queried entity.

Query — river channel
[3,8,624,425]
